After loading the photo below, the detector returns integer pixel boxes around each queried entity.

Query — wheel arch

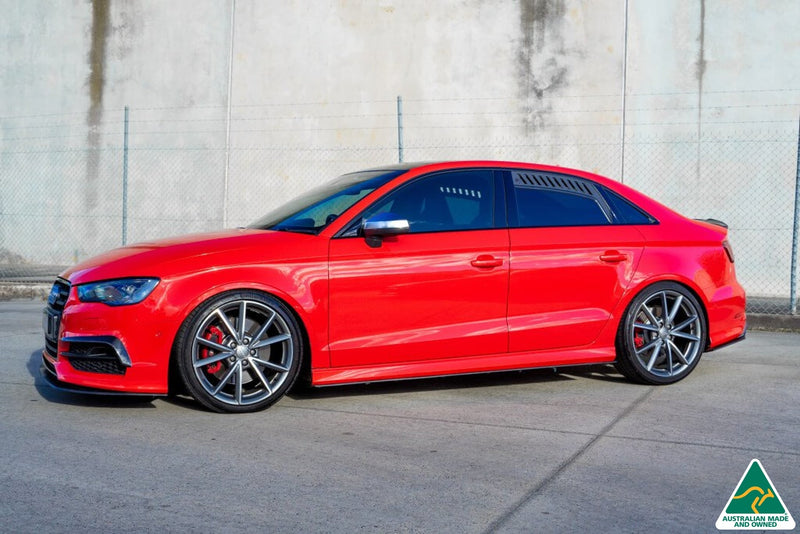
[617,276,711,349]
[613,278,709,385]
[167,285,314,396]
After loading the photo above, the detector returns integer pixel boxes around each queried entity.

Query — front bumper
[39,360,162,397]
[42,279,174,395]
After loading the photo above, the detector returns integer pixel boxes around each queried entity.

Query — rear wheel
[175,291,302,413]
[615,282,705,385]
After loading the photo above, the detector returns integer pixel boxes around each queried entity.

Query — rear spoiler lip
[695,218,728,229]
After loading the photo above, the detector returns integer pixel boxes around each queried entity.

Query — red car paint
[42,161,746,405]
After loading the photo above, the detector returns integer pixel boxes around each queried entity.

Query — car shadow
[287,363,629,401]
[26,346,629,411]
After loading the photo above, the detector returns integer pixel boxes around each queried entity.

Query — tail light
[722,240,735,263]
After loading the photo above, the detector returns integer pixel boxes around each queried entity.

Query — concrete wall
[1,0,799,300]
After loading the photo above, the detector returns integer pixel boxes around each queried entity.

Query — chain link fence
[1,95,798,314]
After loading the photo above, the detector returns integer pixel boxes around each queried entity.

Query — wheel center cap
[658,327,669,339]
[235,344,250,359]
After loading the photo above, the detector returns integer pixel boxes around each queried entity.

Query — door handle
[471,255,504,268]
[599,251,627,263]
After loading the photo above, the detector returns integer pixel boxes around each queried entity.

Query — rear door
[328,169,510,367]
[505,170,645,352]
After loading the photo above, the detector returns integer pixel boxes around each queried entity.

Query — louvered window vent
[512,172,593,196]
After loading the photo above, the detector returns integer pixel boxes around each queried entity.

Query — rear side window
[510,171,611,228]
[599,187,657,225]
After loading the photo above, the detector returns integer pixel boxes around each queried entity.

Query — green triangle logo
[716,459,795,530]
[725,460,784,515]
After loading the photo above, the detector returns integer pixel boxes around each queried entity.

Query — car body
[42,161,746,412]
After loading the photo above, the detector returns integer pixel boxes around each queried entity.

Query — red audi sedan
[42,161,746,412]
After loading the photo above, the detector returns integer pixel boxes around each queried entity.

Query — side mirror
[362,213,409,247]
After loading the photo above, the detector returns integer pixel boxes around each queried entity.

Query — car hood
[62,229,323,285]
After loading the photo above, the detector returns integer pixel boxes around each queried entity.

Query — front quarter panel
[162,257,330,367]
[54,235,330,394]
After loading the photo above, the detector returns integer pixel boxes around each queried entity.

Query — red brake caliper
[634,332,645,348]
[201,326,224,374]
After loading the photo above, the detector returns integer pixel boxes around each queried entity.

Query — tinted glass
[361,170,495,234]
[248,169,403,234]
[513,188,610,227]
[600,187,656,224]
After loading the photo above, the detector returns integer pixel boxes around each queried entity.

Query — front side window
[357,170,496,234]
[248,169,403,234]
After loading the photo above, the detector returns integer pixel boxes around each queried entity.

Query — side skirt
[312,347,616,386]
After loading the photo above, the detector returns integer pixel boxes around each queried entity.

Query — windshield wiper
[270,226,318,235]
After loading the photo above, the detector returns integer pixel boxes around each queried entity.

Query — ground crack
[481,387,655,533]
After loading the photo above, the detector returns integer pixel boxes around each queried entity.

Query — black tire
[615,282,706,385]
[174,291,303,413]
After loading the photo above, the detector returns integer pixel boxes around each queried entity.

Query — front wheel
[615,282,706,385]
[175,291,303,413]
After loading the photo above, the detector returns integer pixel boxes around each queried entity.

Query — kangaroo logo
[732,485,775,514]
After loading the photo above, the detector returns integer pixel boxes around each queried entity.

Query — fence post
[791,114,800,314]
[397,95,404,163]
[619,0,629,184]
[122,105,129,246]
[223,0,236,228]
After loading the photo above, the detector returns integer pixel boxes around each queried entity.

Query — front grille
[44,336,59,358]
[69,357,127,375]
[47,279,70,311]
[43,279,70,358]
[41,354,57,376]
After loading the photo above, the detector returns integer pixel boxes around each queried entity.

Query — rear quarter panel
[619,217,746,348]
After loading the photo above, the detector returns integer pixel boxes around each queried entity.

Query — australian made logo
[716,459,795,530]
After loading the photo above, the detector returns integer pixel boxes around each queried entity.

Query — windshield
[248,169,404,234]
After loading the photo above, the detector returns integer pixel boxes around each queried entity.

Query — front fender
[161,262,330,369]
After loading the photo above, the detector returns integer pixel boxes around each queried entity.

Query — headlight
[77,278,159,306]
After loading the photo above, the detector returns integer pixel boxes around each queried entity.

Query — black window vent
[513,172,593,196]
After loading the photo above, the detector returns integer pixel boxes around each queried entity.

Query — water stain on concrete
[517,0,569,130]
[86,0,110,212]
[696,0,707,86]
[695,0,706,180]
[88,0,109,115]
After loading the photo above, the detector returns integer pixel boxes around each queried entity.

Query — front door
[328,170,509,367]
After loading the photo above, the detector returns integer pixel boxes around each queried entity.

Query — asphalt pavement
[1,299,797,533]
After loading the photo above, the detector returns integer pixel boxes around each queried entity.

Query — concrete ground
[0,299,797,533]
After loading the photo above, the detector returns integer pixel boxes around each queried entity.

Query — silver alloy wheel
[190,299,294,407]
[628,289,702,379]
